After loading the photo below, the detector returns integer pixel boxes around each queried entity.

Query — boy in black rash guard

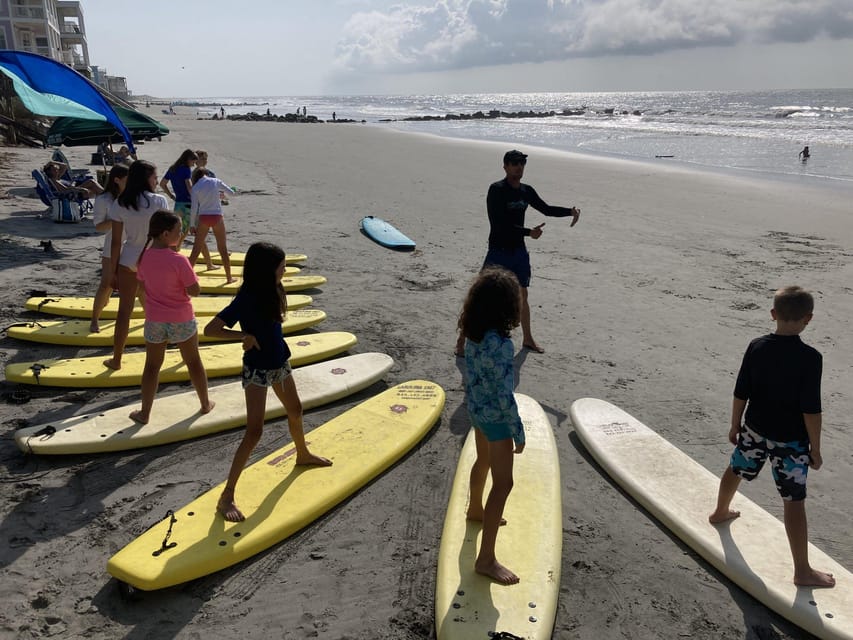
[709,286,835,588]
[454,149,580,356]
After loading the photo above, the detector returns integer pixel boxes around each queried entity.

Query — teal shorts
[471,417,515,442]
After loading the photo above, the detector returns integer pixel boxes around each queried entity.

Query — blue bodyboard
[359,216,416,251]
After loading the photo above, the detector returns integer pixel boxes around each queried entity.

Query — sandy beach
[1,108,852,639]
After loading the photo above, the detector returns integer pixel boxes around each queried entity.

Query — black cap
[503,149,528,163]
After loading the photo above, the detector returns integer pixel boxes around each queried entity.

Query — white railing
[12,6,46,19]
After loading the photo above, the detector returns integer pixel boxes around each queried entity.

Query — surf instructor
[456,149,580,356]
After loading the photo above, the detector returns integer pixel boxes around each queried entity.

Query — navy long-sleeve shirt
[487,179,575,250]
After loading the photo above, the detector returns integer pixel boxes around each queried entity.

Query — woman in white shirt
[89,163,129,333]
[103,160,170,370]
[188,168,236,283]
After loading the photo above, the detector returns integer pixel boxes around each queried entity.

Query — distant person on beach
[709,286,835,589]
[161,149,214,268]
[90,163,129,333]
[332,111,336,121]
[130,210,214,424]
[189,168,236,283]
[458,266,525,585]
[220,106,225,118]
[104,160,169,370]
[43,160,104,197]
[454,149,580,356]
[204,242,332,522]
[799,145,810,161]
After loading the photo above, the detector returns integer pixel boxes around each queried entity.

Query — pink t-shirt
[136,248,198,322]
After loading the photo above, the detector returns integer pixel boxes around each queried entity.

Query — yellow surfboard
[107,380,445,591]
[7,309,326,347]
[435,394,562,640]
[4,331,357,388]
[198,275,326,294]
[179,249,307,266]
[24,294,313,319]
[193,264,299,278]
[15,353,394,455]
[571,398,853,640]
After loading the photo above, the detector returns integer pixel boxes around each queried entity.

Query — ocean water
[185,89,853,189]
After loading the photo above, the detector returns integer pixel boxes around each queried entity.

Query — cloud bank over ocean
[333,0,853,73]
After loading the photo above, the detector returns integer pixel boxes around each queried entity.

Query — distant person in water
[799,146,810,161]
[454,149,581,356]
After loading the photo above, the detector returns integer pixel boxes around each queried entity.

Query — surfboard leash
[1,321,44,334]
[34,298,60,312]
[24,425,56,455]
[28,363,49,385]
[152,510,179,557]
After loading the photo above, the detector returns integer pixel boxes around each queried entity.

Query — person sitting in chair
[43,161,104,197]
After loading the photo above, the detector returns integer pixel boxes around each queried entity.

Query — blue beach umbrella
[0,50,136,153]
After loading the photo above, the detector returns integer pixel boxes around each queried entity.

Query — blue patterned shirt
[464,330,524,445]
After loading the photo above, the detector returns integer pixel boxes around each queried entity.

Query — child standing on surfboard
[709,286,835,588]
[458,266,525,585]
[204,242,332,522]
[130,210,214,424]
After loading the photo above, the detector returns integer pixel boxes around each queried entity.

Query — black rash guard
[486,178,575,250]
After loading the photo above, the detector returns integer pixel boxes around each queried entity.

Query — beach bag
[51,198,83,223]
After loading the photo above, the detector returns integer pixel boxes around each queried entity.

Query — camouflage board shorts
[730,423,810,501]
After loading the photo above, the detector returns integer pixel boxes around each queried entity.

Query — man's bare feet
[475,558,520,585]
[217,495,245,522]
[103,358,121,370]
[129,409,148,424]
[295,453,333,467]
[794,568,836,588]
[200,400,216,415]
[709,509,741,524]
[522,342,545,354]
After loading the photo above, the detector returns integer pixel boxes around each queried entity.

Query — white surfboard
[14,353,394,455]
[571,397,853,640]
[436,394,562,640]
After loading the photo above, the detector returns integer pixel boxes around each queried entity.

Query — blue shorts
[144,319,197,344]
[483,247,530,288]
[241,361,293,389]
[730,423,811,501]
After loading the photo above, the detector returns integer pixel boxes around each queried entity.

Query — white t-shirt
[191,176,234,218]
[92,192,115,258]
[109,191,169,269]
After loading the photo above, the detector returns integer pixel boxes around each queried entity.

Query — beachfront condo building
[0,0,128,98]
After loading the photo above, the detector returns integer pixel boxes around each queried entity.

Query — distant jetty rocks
[382,107,643,122]
[191,106,645,124]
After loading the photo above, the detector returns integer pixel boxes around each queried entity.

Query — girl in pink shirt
[130,210,214,424]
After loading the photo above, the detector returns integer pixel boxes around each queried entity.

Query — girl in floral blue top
[458,266,524,585]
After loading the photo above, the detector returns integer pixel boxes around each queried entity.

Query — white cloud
[333,0,853,73]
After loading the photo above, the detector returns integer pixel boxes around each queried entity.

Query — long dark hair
[168,149,198,174]
[105,163,130,199]
[457,267,521,342]
[241,242,287,321]
[117,160,156,210]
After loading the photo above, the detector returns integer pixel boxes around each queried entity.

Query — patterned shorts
[730,423,810,501]
[174,201,192,231]
[241,361,293,389]
[144,319,197,344]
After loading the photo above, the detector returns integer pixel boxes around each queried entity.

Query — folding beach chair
[32,169,92,222]
[50,149,93,182]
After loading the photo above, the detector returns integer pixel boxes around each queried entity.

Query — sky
[80,0,853,97]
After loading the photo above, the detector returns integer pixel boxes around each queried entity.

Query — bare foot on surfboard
[708,509,741,524]
[475,559,520,585]
[296,452,333,467]
[200,400,216,415]
[217,497,245,522]
[89,321,100,333]
[129,410,149,424]
[794,568,836,588]
[465,509,507,526]
[103,358,121,370]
